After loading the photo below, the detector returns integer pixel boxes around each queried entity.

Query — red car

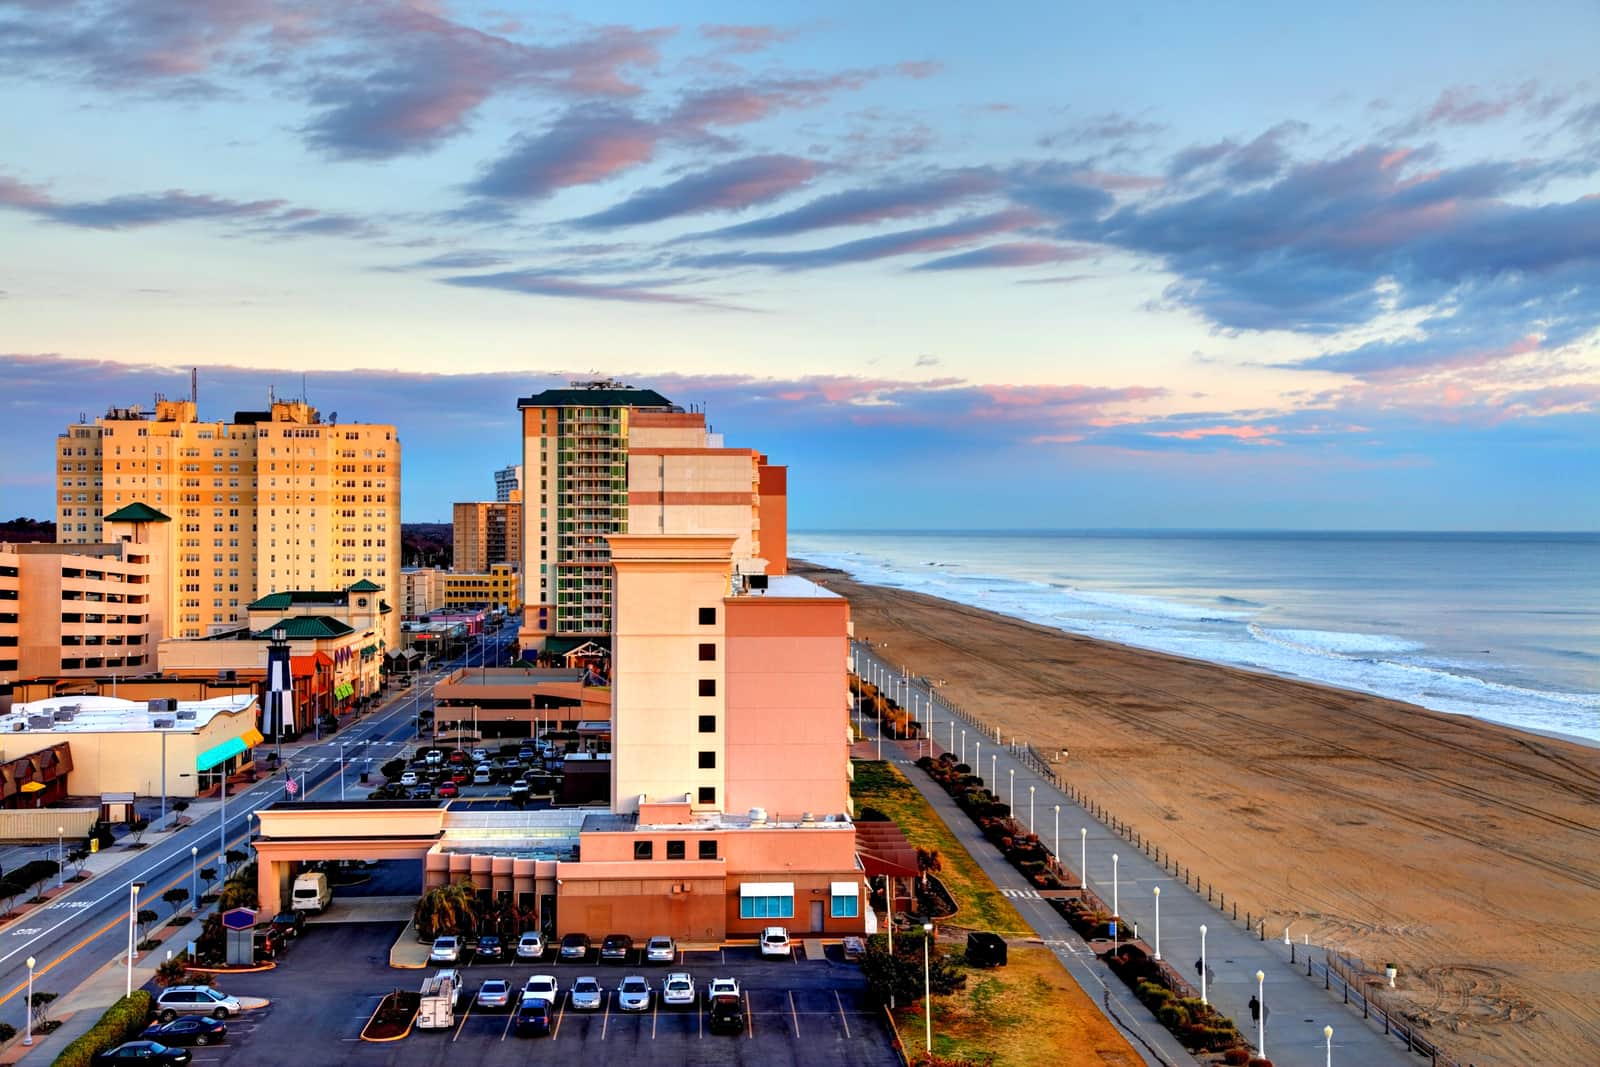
[437,781,459,798]
[449,769,470,785]
[448,751,468,765]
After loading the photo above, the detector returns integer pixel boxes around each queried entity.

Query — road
[0,624,516,1036]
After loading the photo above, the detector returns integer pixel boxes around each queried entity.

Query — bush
[0,1022,14,1042]
[50,990,151,1067]
[1223,1050,1252,1066]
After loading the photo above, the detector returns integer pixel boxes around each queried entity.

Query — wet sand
[797,561,1600,1067]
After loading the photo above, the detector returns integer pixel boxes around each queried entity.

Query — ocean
[790,530,1600,744]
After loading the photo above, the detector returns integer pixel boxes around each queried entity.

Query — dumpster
[966,931,1008,968]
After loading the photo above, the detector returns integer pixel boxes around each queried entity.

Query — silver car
[645,936,675,963]
[476,979,511,1011]
[662,972,696,1008]
[569,976,603,1011]
[616,975,652,1012]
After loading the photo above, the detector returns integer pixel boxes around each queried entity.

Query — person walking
[1248,994,1261,1024]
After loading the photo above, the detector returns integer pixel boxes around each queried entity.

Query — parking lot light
[922,922,934,1054]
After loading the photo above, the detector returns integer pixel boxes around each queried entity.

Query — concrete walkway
[855,644,1417,1067]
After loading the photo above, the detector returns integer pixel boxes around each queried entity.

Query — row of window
[633,839,718,861]
[735,894,859,920]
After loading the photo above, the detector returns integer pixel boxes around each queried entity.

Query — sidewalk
[857,644,1418,1067]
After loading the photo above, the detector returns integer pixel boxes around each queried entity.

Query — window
[831,892,860,919]
[698,679,716,697]
[738,890,794,920]
[698,714,716,733]
[698,751,716,769]
[698,840,718,860]
[698,642,716,661]
[666,840,685,861]
[633,840,653,860]
[697,786,716,805]
[698,607,716,625]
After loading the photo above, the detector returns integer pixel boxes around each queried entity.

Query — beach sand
[796,561,1600,1067]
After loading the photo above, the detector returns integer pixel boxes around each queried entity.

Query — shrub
[856,806,891,822]
[1157,1003,1189,1029]
[50,990,151,1067]
[0,1023,13,1042]
[1223,1050,1252,1066]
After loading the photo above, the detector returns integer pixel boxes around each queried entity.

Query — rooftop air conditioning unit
[152,717,175,729]
[52,708,76,722]
[11,722,27,732]
[748,574,769,590]
[176,709,197,720]
[800,812,815,825]
[220,670,237,683]
[27,715,56,730]
[147,698,177,713]
[748,807,767,826]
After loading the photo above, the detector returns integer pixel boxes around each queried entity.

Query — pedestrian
[1248,994,1261,1023]
[1195,958,1203,978]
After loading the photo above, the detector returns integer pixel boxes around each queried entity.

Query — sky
[2,0,1598,530]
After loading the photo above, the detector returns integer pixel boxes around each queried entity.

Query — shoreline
[798,559,1600,1067]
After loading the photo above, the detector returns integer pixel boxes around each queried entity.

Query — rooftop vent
[11,722,27,732]
[27,715,56,730]
[147,698,177,713]
[748,807,767,826]
[175,709,197,720]
[800,811,815,825]
[152,717,175,729]
[52,708,76,722]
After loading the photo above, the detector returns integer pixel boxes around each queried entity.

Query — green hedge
[51,990,151,1067]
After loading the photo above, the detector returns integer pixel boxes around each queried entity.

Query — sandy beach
[798,561,1600,1067]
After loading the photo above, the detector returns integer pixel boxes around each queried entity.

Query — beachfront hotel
[56,396,401,646]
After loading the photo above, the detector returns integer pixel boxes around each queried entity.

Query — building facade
[452,501,522,574]
[493,464,521,503]
[56,398,400,645]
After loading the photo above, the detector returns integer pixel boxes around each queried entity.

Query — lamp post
[990,752,996,789]
[974,740,981,783]
[884,874,894,1008]
[1255,970,1266,1058]
[960,729,966,766]
[190,846,199,915]
[1324,1024,1333,1067]
[1199,925,1208,1004]
[922,922,934,1055]
[1152,886,1161,959]
[339,742,354,801]
[1112,853,1120,923]
[948,719,954,757]
[1053,804,1060,863]
[1008,768,1014,813]
[1028,785,1035,834]
[126,881,144,995]
[217,764,227,868]
[24,956,35,1045]
[270,625,288,760]
[1079,827,1087,889]
[56,825,64,888]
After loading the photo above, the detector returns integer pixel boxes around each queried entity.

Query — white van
[291,871,333,913]
[472,766,491,786]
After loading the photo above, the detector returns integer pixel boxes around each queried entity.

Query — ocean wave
[1054,586,1254,622]
[1249,625,1425,658]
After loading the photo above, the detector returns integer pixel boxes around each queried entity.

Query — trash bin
[966,932,1007,967]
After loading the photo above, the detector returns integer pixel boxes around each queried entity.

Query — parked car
[270,910,306,939]
[475,979,511,1011]
[449,768,470,785]
[559,933,591,961]
[399,771,418,786]
[475,934,503,960]
[512,998,552,1037]
[410,784,435,800]
[600,933,633,964]
[616,975,652,1012]
[91,1041,192,1065]
[251,927,284,960]
[471,748,489,763]
[423,749,444,765]
[708,993,745,1035]
[517,746,536,761]
[707,977,741,1000]
[472,767,491,786]
[154,987,241,1022]
[662,972,696,1008]
[508,781,530,801]
[429,936,460,963]
[569,976,603,1011]
[645,935,675,963]
[760,926,792,959]
[141,1017,227,1047]
[447,750,467,765]
[437,781,459,798]
[516,931,545,960]
[842,935,866,962]
[521,974,559,1005]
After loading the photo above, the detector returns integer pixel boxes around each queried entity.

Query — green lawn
[851,760,1029,937]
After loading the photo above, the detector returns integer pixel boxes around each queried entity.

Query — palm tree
[413,880,480,941]
[916,846,943,889]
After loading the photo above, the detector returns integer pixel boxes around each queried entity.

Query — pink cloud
[1150,424,1283,444]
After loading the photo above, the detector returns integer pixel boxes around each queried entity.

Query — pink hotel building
[255,393,866,942]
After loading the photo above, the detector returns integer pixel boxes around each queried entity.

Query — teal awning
[196,736,247,772]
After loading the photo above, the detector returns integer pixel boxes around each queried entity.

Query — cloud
[0,171,286,230]
[680,209,1040,271]
[468,106,661,200]
[1168,121,1308,182]
[685,168,1005,240]
[1038,111,1166,149]
[910,242,1091,271]
[698,24,796,53]
[570,154,824,228]
[440,269,747,310]
[669,72,876,129]
[1386,82,1555,137]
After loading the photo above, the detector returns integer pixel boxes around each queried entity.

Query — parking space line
[698,1000,704,1039]
[651,993,658,1038]
[745,991,753,1040]
[551,991,566,1040]
[601,990,610,1040]
[788,989,801,1038]
[451,993,474,1040]
[499,1002,516,1041]
[835,989,851,1038]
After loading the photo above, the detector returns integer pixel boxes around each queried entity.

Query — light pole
[1079,827,1087,888]
[218,760,227,865]
[24,956,35,1045]
[884,874,894,1008]
[974,740,981,782]
[1112,853,1120,922]
[339,742,351,801]
[1324,1024,1333,1067]
[948,718,954,757]
[56,825,64,888]
[1256,969,1266,1058]
[1152,886,1161,959]
[190,846,199,914]
[922,922,934,1055]
[1199,924,1208,1004]
[1008,768,1014,813]
[126,881,144,995]
[1053,804,1060,863]
[960,729,966,766]
[990,752,996,788]
[1028,785,1035,833]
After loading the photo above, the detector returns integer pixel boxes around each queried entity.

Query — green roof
[517,386,674,409]
[347,579,382,592]
[248,590,349,611]
[252,616,355,639]
[103,503,171,523]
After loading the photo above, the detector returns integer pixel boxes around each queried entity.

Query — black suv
[599,933,633,964]
[709,994,745,1035]
[270,911,305,939]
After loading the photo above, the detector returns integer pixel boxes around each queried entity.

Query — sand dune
[798,561,1600,1067]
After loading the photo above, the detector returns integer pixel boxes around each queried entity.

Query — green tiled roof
[252,616,355,639]
[517,386,674,409]
[347,579,382,592]
[104,502,171,523]
[248,590,348,611]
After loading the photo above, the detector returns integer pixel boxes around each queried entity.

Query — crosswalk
[999,887,1042,900]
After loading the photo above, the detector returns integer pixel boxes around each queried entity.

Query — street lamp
[1028,785,1035,833]
[191,846,199,915]
[1152,886,1161,959]
[1053,804,1060,863]
[24,956,35,1045]
[974,740,981,783]
[1199,925,1208,1004]
[1008,768,1015,813]
[990,752,996,789]
[56,825,64,888]
[1324,1024,1334,1067]
[1112,853,1120,923]
[922,922,934,1055]
[960,728,966,766]
[1079,827,1087,889]
[127,881,145,995]
[1255,970,1266,1058]
[339,742,352,801]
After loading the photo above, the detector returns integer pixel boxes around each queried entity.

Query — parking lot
[181,922,901,1066]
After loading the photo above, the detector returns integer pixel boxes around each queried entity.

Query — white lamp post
[1199,925,1208,1004]
[1008,768,1014,813]
[1028,785,1035,834]
[190,846,200,914]
[1256,969,1266,1057]
[990,752,997,788]
[1324,1024,1333,1067]
[948,719,954,756]
[974,740,981,782]
[217,761,227,866]
[1079,827,1087,889]
[56,825,64,888]
[1152,886,1161,959]
[24,956,35,1045]
[126,881,144,995]
[1053,804,1060,862]
[1112,853,1120,920]
[922,922,934,1054]
[960,729,966,766]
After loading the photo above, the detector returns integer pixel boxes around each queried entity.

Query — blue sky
[2,1,1597,529]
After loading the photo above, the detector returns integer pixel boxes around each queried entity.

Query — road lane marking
[789,988,800,1038]
[835,989,851,1038]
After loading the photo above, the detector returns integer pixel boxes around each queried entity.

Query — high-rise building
[494,464,521,503]
[56,398,400,645]
[517,381,787,651]
[452,501,521,573]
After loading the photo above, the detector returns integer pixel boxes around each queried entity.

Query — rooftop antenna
[190,367,197,407]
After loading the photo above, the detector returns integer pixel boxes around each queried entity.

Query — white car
[429,935,460,963]
[516,931,546,960]
[707,977,741,1000]
[662,972,696,1008]
[616,975,652,1012]
[645,935,676,963]
[760,926,791,959]
[400,771,418,786]
[522,974,559,1006]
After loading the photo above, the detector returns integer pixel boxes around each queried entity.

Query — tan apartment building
[452,500,522,573]
[403,565,521,616]
[56,398,400,646]
[0,504,174,685]
[517,382,787,652]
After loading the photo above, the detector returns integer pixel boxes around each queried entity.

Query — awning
[739,881,794,897]
[196,727,263,772]
[334,682,354,700]
[830,881,860,897]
